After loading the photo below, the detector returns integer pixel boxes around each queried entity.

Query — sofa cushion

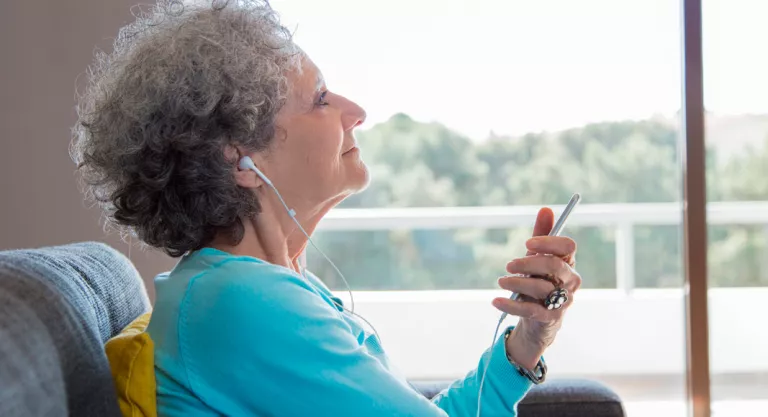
[0,286,67,417]
[106,312,157,417]
[0,242,151,417]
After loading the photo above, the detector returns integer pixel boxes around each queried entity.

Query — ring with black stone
[544,288,568,310]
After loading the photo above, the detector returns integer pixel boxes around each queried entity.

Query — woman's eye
[316,91,330,107]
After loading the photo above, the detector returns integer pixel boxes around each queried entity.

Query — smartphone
[505,193,582,306]
[549,193,581,238]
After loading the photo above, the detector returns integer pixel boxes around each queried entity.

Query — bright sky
[271,0,768,138]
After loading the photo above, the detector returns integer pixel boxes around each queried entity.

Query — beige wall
[0,0,176,300]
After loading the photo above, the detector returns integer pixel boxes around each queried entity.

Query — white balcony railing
[313,202,768,384]
[319,201,768,292]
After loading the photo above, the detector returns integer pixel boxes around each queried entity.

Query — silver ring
[544,288,568,310]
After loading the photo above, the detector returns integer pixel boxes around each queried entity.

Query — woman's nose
[341,96,367,131]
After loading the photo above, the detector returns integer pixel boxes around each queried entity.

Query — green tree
[310,114,768,290]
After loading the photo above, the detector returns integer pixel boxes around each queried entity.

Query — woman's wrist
[505,327,546,370]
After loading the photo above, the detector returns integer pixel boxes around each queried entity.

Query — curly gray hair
[70,0,302,257]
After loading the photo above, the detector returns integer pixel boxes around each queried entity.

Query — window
[274,0,767,414]
[703,0,768,411]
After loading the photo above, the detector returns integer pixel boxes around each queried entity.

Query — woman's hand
[493,207,581,370]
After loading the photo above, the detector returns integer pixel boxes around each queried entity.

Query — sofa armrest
[0,241,147,417]
[517,378,625,417]
[410,378,625,417]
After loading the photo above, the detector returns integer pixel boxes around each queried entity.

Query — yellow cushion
[105,312,157,417]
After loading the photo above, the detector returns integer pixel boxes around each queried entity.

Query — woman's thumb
[532,207,555,237]
[527,207,555,255]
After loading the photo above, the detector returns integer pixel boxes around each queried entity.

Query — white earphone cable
[476,315,505,417]
[239,157,379,340]
[263,179,357,315]
[242,155,516,416]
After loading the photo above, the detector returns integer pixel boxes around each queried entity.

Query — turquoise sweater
[146,248,533,416]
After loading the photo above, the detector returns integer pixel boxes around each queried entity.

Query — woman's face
[257,55,369,210]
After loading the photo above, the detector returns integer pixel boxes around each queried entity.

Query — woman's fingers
[498,275,555,300]
[492,296,568,322]
[526,236,577,258]
[506,255,565,278]
[506,255,582,290]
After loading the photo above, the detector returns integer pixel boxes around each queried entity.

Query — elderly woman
[71,1,581,416]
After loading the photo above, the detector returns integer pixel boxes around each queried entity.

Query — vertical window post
[681,0,711,416]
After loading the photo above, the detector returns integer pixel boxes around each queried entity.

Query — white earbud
[238,156,272,186]
[238,155,290,217]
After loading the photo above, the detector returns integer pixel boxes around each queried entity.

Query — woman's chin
[345,159,371,193]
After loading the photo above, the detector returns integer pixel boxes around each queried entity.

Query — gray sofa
[0,242,625,417]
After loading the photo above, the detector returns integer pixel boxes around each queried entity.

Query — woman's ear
[225,145,266,189]
[234,163,265,189]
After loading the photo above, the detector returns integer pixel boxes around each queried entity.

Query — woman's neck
[210,195,341,272]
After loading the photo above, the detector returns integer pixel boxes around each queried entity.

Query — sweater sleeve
[430,325,533,416]
[177,260,532,417]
